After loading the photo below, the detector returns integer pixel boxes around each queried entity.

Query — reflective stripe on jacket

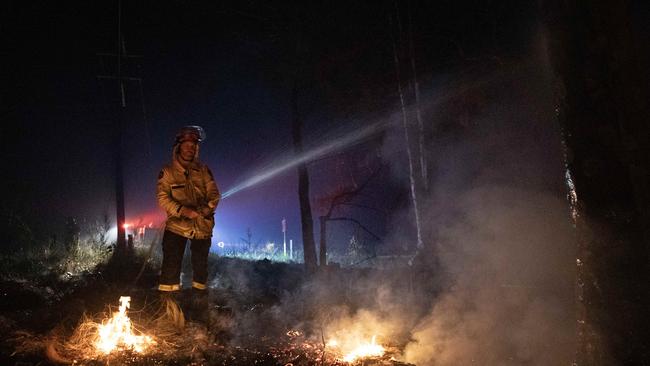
[157,148,220,239]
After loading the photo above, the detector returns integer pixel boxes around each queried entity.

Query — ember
[95,296,155,354]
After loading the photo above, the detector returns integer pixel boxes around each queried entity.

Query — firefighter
[156,125,220,322]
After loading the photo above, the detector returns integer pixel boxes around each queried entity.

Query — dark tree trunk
[319,216,327,267]
[543,1,650,364]
[114,102,126,253]
[291,81,318,273]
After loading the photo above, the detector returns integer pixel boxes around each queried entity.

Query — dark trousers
[159,230,211,290]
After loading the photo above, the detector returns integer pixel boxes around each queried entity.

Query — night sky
[4,3,650,364]
[3,1,539,251]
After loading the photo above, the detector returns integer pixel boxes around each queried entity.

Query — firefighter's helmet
[175,125,206,144]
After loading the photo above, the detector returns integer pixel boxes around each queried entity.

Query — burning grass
[86,296,155,354]
[4,256,417,365]
[282,329,405,365]
[45,295,193,363]
[41,298,408,365]
[327,335,386,362]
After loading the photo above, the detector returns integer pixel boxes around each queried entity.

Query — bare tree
[407,1,428,191]
[389,13,424,253]
[240,227,253,252]
[317,164,384,267]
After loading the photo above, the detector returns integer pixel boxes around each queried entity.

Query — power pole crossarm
[96,52,143,58]
[96,75,142,82]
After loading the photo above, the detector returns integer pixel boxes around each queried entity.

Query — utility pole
[96,0,143,253]
[282,217,287,257]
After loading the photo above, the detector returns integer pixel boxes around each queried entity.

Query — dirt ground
[0,253,419,365]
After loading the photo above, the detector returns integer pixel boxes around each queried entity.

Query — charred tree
[543,1,650,364]
[318,216,327,266]
[291,64,318,274]
[292,103,318,272]
[218,4,321,272]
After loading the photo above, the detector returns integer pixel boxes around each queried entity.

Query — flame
[326,339,339,347]
[286,330,303,338]
[328,335,385,363]
[95,296,155,354]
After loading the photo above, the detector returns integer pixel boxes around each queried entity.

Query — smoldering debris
[3,257,421,365]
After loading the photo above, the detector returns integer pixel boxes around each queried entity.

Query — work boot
[190,288,209,325]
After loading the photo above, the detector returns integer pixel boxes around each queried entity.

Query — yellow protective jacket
[157,148,220,239]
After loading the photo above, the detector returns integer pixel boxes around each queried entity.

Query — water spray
[221,119,393,199]
[219,67,511,200]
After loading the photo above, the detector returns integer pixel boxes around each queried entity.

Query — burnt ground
[0,252,422,365]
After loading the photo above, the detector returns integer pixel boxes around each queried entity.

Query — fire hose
[132,223,165,286]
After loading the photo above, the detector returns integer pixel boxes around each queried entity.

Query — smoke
[394,39,576,365]
[220,118,391,200]
[402,187,574,365]
[207,30,575,366]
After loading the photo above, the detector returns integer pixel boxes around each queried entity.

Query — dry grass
[38,297,200,363]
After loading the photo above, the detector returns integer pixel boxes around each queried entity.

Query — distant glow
[108,226,118,242]
[217,241,225,248]
[123,223,130,229]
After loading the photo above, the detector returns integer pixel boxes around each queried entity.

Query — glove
[180,206,200,219]
[198,206,213,218]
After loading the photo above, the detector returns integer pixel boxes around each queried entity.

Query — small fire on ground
[286,328,392,363]
[95,296,155,354]
[327,335,386,363]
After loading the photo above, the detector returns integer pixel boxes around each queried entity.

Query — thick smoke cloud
[206,32,575,366]
[403,187,574,365]
[398,38,575,365]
